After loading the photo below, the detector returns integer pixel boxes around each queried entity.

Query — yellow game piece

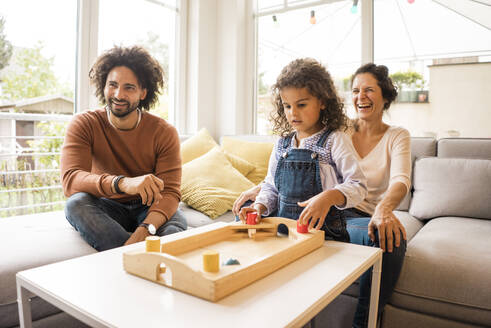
[145,236,161,252]
[202,250,219,273]
[159,263,166,274]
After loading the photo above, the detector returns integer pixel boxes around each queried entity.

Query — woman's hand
[298,190,344,230]
[232,185,261,216]
[369,205,407,253]
[238,203,266,224]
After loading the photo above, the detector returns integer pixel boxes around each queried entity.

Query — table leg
[17,284,33,328]
[367,255,382,328]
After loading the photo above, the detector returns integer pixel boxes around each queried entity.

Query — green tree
[390,70,425,91]
[0,16,13,71]
[0,41,73,102]
[258,72,269,95]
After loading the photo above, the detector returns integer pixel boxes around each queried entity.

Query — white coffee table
[17,224,382,328]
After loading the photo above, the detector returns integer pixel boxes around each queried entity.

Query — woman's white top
[349,125,411,215]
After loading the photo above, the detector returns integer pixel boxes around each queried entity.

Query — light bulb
[310,10,316,25]
[350,5,358,14]
[408,0,415,3]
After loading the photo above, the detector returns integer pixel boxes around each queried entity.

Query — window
[374,0,491,138]
[98,0,179,123]
[0,0,77,217]
[255,0,362,134]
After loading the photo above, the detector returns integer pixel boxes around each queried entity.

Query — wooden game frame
[123,217,325,302]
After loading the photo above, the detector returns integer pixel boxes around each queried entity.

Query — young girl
[239,58,367,241]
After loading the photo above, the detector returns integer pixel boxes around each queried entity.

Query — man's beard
[106,98,140,118]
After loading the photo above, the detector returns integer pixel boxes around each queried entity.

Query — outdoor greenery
[0,16,13,72]
[390,70,425,92]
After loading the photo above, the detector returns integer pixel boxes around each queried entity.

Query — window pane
[0,1,77,217]
[99,0,178,123]
[374,0,491,138]
[256,0,361,134]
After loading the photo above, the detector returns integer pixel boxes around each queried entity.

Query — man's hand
[124,226,150,245]
[369,205,407,253]
[119,174,164,206]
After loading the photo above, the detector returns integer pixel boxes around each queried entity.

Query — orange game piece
[246,212,258,225]
[297,220,309,233]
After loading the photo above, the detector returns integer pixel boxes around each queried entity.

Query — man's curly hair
[89,45,164,111]
[270,58,347,137]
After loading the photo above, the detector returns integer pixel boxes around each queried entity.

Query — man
[61,45,186,251]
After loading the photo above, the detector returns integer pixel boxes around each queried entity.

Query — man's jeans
[345,211,407,328]
[65,192,187,251]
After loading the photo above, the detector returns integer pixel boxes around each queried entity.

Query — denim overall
[273,129,350,242]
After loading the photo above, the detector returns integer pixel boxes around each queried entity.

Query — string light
[310,10,316,24]
[408,0,415,3]
[351,0,359,14]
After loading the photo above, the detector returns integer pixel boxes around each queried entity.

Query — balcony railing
[0,112,71,217]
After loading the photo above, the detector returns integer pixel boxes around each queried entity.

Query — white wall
[385,62,491,138]
[184,0,255,139]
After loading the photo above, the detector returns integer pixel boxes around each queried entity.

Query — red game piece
[297,220,309,233]
[246,212,258,225]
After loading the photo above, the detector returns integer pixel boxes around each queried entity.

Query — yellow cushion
[221,137,274,185]
[181,127,218,164]
[181,147,255,219]
[222,148,256,177]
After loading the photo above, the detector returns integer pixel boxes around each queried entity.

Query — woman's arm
[369,182,408,252]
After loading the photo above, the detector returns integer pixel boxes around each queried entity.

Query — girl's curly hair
[89,45,164,111]
[270,58,347,137]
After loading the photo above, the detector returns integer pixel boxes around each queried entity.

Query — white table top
[17,224,381,328]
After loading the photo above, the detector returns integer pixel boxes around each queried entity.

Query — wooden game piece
[145,236,161,252]
[246,212,257,225]
[297,220,309,234]
[202,250,219,273]
[160,263,166,274]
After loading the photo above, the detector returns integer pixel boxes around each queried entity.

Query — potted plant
[390,70,427,103]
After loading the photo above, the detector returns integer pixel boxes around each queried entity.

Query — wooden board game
[123,217,325,302]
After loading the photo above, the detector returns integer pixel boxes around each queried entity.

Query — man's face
[104,66,147,118]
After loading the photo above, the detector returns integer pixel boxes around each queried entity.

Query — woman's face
[351,73,386,122]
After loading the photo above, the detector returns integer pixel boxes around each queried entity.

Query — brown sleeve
[60,114,116,198]
[146,124,182,228]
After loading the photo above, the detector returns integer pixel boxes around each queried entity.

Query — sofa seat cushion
[179,203,236,228]
[390,217,491,326]
[0,211,96,307]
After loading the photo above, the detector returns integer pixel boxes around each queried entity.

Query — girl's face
[280,87,325,140]
[351,73,386,122]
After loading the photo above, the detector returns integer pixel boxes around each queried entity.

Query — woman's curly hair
[350,63,398,110]
[270,58,347,137]
[89,45,164,111]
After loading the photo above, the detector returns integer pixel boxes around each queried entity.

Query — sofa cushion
[0,212,96,307]
[180,127,218,164]
[221,136,275,185]
[390,217,491,326]
[393,211,424,242]
[396,137,437,211]
[410,157,491,220]
[179,203,236,228]
[181,147,255,219]
[438,138,491,159]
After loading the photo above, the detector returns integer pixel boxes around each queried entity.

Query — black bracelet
[114,175,125,194]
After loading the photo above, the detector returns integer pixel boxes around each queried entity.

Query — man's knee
[65,192,97,217]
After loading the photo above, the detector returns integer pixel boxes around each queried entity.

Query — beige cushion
[410,157,491,220]
[181,147,255,219]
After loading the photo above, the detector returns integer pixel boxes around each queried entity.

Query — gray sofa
[1,137,490,328]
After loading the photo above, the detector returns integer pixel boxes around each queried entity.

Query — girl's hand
[297,192,335,230]
[239,203,266,224]
[369,205,407,253]
[232,185,261,216]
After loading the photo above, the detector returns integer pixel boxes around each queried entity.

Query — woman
[232,63,410,328]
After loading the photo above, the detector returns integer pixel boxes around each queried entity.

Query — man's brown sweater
[60,109,181,228]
